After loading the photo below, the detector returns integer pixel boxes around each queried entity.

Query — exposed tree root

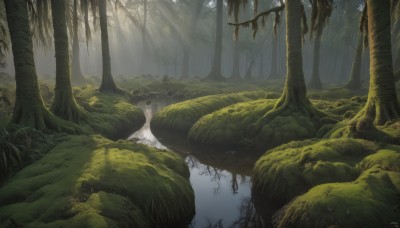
[10,103,82,134]
[51,90,88,124]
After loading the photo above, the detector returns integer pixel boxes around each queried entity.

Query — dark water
[128,99,272,228]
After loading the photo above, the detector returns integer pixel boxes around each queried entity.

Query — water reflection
[128,98,276,228]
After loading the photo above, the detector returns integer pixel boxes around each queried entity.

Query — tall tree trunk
[206,0,224,81]
[346,31,363,90]
[230,41,241,80]
[269,35,278,79]
[354,0,400,126]
[71,0,85,85]
[99,0,120,93]
[276,0,308,107]
[181,47,189,79]
[308,33,323,90]
[50,0,86,123]
[4,0,72,131]
[181,0,203,80]
[141,0,149,75]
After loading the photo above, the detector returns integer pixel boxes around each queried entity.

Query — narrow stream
[128,99,267,227]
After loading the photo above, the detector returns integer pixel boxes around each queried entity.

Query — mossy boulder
[0,135,195,227]
[188,99,276,147]
[151,91,267,135]
[75,86,146,139]
[253,138,380,202]
[275,168,400,227]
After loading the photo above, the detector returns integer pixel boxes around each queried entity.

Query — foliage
[0,135,195,227]
[0,126,47,177]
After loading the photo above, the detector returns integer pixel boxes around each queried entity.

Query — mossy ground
[74,85,145,139]
[252,138,380,202]
[252,138,400,227]
[117,76,278,102]
[0,135,195,227]
[275,168,400,227]
[150,91,268,135]
[187,97,366,151]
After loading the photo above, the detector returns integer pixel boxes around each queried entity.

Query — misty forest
[0,0,400,227]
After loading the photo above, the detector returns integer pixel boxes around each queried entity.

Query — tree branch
[228,5,285,26]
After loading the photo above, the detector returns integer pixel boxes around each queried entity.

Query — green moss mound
[0,135,195,227]
[188,99,276,147]
[359,145,400,172]
[328,119,400,145]
[275,168,400,227]
[151,91,267,134]
[75,86,146,139]
[187,98,349,150]
[253,138,380,202]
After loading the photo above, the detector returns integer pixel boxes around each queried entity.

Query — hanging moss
[0,135,195,227]
[151,91,267,135]
[275,168,400,227]
[253,138,380,202]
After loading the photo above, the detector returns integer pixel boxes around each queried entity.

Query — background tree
[308,0,333,90]
[98,0,122,93]
[181,0,203,79]
[346,30,364,89]
[71,0,86,84]
[205,0,224,81]
[50,0,87,123]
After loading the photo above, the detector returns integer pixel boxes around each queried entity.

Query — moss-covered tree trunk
[354,0,400,126]
[4,0,69,131]
[50,0,87,124]
[206,0,224,81]
[346,31,363,90]
[99,0,120,93]
[230,41,241,80]
[269,35,278,79]
[308,33,323,90]
[275,0,309,108]
[72,0,85,85]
